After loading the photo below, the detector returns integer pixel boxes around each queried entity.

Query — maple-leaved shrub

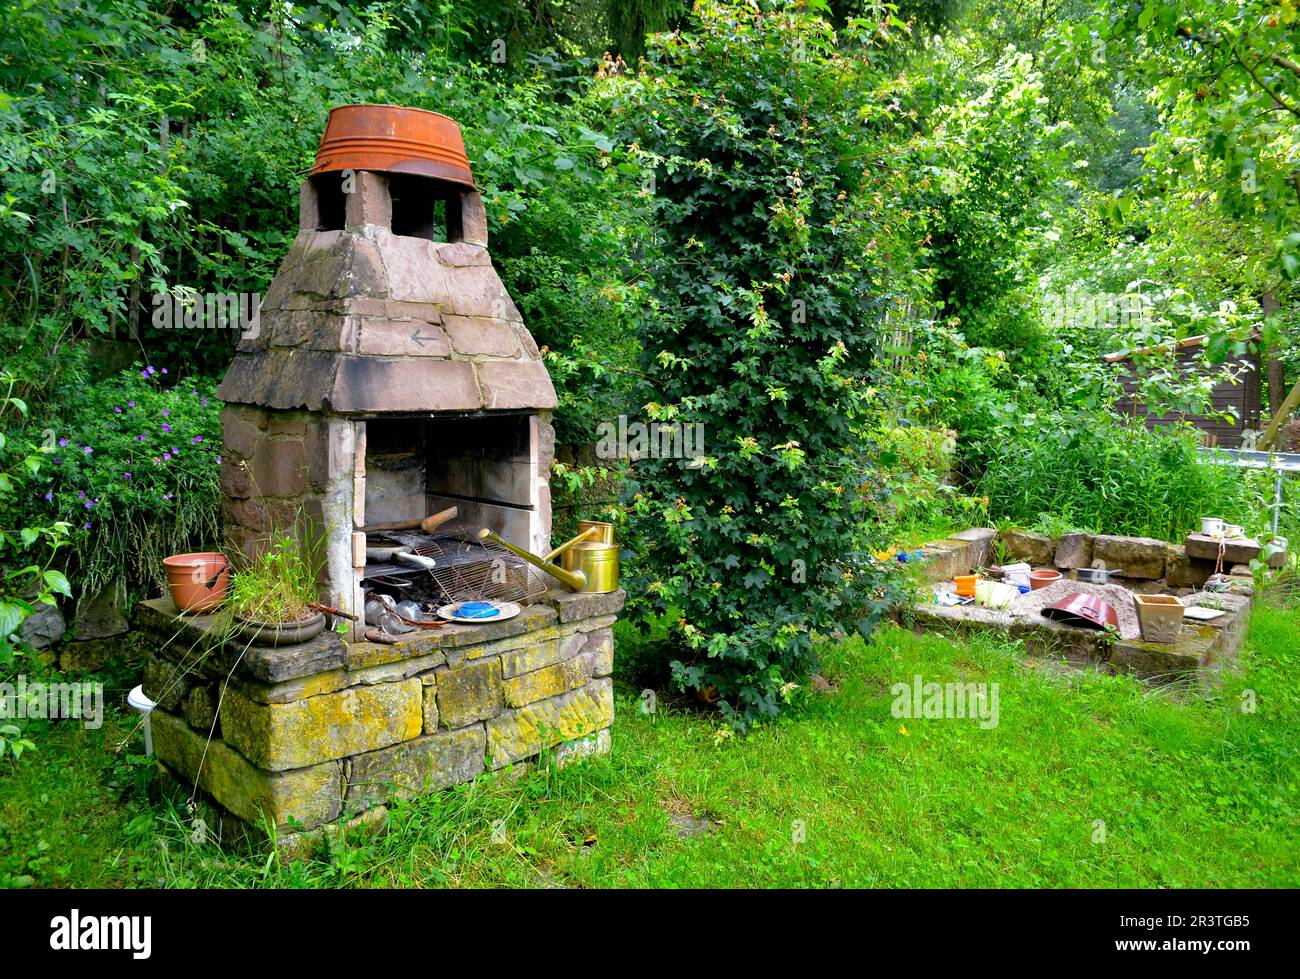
[606,1,914,728]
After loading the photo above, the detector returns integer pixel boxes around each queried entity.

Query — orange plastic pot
[163,551,231,613]
[954,574,980,598]
[310,104,476,189]
[1029,569,1063,591]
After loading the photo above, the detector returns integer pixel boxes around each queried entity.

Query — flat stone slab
[136,594,611,683]
[1001,529,1056,566]
[548,588,626,623]
[918,535,989,582]
[135,597,347,683]
[1054,533,1094,570]
[948,528,997,568]
[1185,533,1283,567]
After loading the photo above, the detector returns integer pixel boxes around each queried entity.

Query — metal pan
[1075,567,1122,584]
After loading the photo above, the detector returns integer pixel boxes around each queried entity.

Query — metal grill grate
[363,523,550,606]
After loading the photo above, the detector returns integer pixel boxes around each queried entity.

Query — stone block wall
[906,526,1259,686]
[136,589,623,842]
[919,526,1284,589]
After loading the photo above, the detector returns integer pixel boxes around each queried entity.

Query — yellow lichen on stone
[151,709,342,830]
[486,678,613,768]
[503,651,596,707]
[220,679,422,770]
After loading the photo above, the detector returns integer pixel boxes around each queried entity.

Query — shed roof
[1102,328,1261,364]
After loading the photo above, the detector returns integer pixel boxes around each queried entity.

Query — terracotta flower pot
[1029,569,1063,591]
[162,552,231,613]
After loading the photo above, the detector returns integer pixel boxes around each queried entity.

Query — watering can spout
[478,529,588,592]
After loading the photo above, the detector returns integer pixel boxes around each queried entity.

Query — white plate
[436,601,521,623]
[1183,606,1225,621]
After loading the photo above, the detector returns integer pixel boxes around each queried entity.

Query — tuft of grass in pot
[227,529,322,625]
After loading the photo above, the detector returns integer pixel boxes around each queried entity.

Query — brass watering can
[477,520,619,594]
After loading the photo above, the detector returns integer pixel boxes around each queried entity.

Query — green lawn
[3,602,1298,888]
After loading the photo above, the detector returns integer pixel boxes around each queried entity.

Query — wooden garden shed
[1103,332,1262,447]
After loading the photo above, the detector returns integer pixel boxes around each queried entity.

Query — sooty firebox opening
[388,173,453,241]
[363,412,540,549]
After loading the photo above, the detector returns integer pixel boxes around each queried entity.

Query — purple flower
[128,400,136,407]
[123,472,132,480]
[43,491,53,502]
[53,458,61,465]
[191,389,198,396]
[78,491,85,499]
[162,423,172,432]
[82,446,93,454]
[141,366,155,378]
[58,438,68,447]
[83,522,92,530]
[162,408,170,416]
[201,397,208,408]
[163,453,172,462]
[83,500,93,509]
[191,435,203,444]
[161,368,168,374]
[216,455,222,464]
[114,406,122,413]
[162,493,173,501]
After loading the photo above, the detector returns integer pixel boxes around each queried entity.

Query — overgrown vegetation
[977,413,1252,541]
[227,528,322,625]
[0,0,1294,811]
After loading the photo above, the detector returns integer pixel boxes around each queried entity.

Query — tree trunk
[1261,290,1285,416]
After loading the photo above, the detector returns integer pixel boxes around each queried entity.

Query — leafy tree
[1079,1,1299,418]
[917,50,1060,363]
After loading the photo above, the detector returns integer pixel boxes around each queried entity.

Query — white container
[975,579,1018,610]
[1201,516,1225,536]
[1000,562,1031,588]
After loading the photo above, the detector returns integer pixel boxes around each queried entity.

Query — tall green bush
[608,1,911,727]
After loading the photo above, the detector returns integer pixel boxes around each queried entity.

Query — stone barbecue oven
[217,104,557,612]
[137,106,621,846]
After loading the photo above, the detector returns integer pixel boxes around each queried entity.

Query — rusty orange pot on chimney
[310,103,476,189]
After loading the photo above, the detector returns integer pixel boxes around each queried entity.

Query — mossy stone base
[152,709,343,830]
[220,679,422,771]
[486,678,614,769]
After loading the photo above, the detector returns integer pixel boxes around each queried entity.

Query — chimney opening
[311,172,346,231]
[388,173,456,241]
